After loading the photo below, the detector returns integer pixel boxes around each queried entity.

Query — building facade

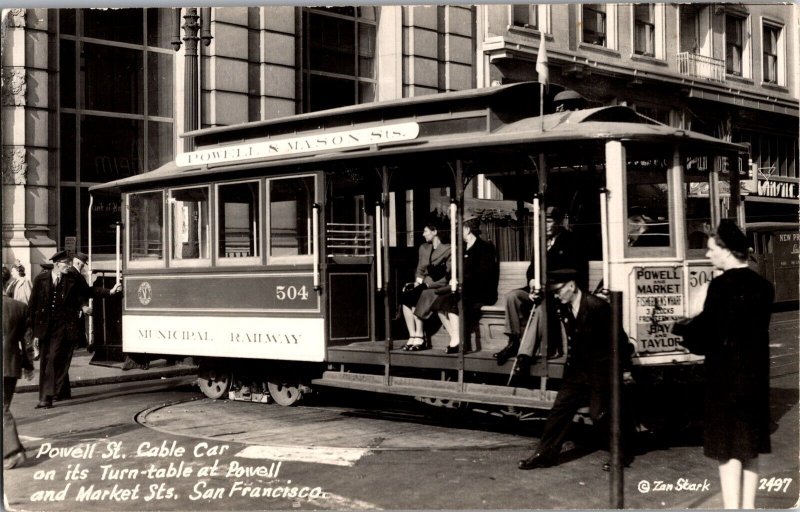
[2,5,798,273]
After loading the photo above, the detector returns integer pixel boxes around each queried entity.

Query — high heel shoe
[409,337,429,351]
[445,344,459,354]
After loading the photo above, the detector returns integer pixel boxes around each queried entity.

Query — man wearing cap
[28,250,91,409]
[494,206,586,365]
[518,268,633,471]
[672,220,773,508]
[48,252,124,400]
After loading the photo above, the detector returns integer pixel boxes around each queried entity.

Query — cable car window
[626,155,673,255]
[268,175,315,262]
[128,191,164,263]
[217,181,260,261]
[685,156,714,257]
[169,186,210,262]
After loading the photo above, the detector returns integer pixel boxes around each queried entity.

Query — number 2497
[758,477,792,493]
[275,285,309,301]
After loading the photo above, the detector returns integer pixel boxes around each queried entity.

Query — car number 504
[276,285,309,301]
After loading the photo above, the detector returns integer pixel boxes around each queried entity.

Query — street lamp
[171,8,213,151]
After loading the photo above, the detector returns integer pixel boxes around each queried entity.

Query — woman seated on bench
[399,221,451,351]
[432,218,498,354]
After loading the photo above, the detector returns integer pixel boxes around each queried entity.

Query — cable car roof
[91,82,746,192]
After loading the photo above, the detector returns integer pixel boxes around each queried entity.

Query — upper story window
[302,7,377,112]
[725,12,751,78]
[762,22,785,85]
[127,191,164,265]
[581,4,617,50]
[583,4,606,46]
[511,4,549,32]
[633,4,654,57]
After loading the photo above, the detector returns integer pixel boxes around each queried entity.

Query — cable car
[89,83,744,417]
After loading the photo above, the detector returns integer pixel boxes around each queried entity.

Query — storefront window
[59,8,174,254]
[268,176,315,261]
[128,191,164,262]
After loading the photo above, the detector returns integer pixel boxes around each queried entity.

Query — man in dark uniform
[28,250,90,408]
[3,267,34,469]
[494,206,586,364]
[518,268,633,471]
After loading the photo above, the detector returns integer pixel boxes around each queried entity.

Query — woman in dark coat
[433,218,498,353]
[399,222,451,351]
[673,220,773,509]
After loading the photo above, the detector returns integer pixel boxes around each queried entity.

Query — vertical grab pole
[375,202,383,292]
[115,222,122,285]
[609,290,624,509]
[88,195,95,347]
[381,167,392,385]
[312,203,321,291]
[449,201,458,293]
[599,187,610,292]
[532,195,541,294]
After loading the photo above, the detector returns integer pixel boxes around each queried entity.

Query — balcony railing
[677,52,726,83]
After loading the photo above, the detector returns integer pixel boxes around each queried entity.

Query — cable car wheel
[197,369,232,400]
[414,396,463,409]
[267,378,304,406]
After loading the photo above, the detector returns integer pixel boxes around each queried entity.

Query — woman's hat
[715,220,749,256]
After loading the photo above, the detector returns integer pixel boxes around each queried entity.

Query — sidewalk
[15,349,198,393]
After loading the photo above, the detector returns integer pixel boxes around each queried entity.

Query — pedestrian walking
[672,220,774,509]
[28,250,90,408]
[3,267,34,469]
[5,260,32,304]
[518,268,634,471]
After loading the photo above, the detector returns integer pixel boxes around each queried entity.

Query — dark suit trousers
[3,377,23,458]
[536,367,635,459]
[38,335,73,401]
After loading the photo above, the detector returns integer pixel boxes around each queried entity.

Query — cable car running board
[312,372,555,410]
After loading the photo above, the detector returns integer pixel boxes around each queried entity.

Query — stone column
[1,8,56,274]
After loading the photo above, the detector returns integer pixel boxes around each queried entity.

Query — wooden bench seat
[430,260,603,354]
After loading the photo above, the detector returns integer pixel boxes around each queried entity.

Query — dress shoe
[35,400,53,409]
[518,452,556,470]
[602,456,634,472]
[445,345,459,354]
[493,337,520,365]
[3,451,26,469]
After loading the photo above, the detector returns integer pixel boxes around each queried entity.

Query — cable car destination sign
[634,267,685,352]
[177,122,420,167]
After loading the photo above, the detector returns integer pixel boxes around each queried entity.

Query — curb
[15,366,198,394]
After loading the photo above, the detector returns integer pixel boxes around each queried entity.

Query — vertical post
[115,222,121,285]
[599,187,610,291]
[182,8,200,152]
[609,290,624,509]
[312,203,320,290]
[382,167,392,385]
[375,202,383,291]
[455,161,465,388]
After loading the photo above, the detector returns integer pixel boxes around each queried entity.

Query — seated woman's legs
[437,311,460,349]
[401,305,424,349]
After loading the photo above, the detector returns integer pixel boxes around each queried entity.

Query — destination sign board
[176,122,421,167]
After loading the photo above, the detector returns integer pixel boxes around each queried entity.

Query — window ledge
[725,75,754,86]
[578,43,620,58]
[507,24,543,36]
[630,54,667,66]
[760,81,789,93]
